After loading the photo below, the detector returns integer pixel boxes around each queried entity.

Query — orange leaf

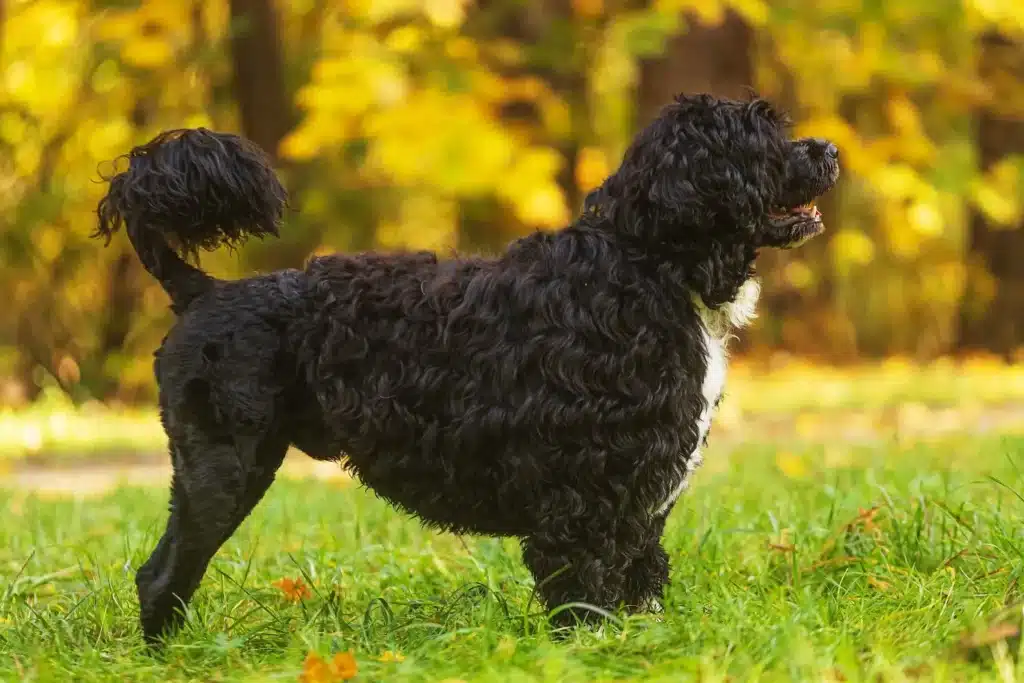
[299,652,332,683]
[298,651,359,683]
[274,577,313,602]
[330,651,359,680]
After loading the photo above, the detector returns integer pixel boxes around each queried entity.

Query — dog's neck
[692,277,761,339]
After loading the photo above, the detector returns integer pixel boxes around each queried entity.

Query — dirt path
[5,451,349,497]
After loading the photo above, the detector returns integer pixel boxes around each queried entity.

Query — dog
[93,93,838,644]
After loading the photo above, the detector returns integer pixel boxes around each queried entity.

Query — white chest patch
[653,278,760,516]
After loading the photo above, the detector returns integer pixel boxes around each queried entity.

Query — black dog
[93,93,838,644]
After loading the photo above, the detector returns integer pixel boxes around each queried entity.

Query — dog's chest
[652,279,760,516]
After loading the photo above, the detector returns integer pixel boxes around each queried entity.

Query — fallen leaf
[331,652,358,680]
[299,651,359,682]
[768,543,795,553]
[959,622,1021,649]
[274,577,313,602]
[867,576,891,592]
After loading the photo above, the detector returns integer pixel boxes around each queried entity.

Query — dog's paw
[641,597,664,613]
[636,597,666,623]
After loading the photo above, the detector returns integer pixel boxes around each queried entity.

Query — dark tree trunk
[637,10,754,126]
[461,0,588,248]
[226,0,329,271]
[228,0,292,161]
[957,32,1024,358]
[89,253,142,399]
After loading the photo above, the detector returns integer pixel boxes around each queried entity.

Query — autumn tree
[637,9,754,126]
[958,32,1024,358]
[227,0,292,161]
[4,0,1024,404]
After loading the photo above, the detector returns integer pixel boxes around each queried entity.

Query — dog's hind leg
[136,423,288,644]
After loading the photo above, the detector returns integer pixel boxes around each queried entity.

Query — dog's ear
[648,170,699,220]
[744,97,792,130]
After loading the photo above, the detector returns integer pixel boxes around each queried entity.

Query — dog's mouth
[763,200,825,249]
[768,201,821,223]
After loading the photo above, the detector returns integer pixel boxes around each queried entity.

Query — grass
[2,433,1024,681]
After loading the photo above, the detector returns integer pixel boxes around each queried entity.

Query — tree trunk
[228,0,292,161]
[461,0,588,248]
[957,32,1024,358]
[637,10,754,126]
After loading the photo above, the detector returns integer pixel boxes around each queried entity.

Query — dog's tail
[93,128,287,313]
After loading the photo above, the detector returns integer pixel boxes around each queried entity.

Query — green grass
[2,434,1024,681]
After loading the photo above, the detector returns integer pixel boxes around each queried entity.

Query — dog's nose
[808,138,839,160]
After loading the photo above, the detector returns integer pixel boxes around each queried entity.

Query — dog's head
[586,92,839,304]
[589,93,839,247]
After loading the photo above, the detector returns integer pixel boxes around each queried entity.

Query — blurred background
[2,0,1024,460]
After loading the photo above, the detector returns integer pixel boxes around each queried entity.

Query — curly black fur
[93,93,838,645]
[94,128,287,313]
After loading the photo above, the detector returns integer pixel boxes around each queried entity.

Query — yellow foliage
[6,0,1024,401]
[575,147,611,192]
[573,0,604,19]
[121,36,175,70]
[727,0,770,26]
[970,157,1023,226]
[498,148,571,228]
[831,229,876,269]
[965,0,1024,34]
[886,94,925,137]
[424,0,471,28]
[513,183,571,229]
[363,91,515,193]
[386,25,425,54]
[665,0,726,27]
[907,200,945,237]
[782,261,816,290]
[376,194,459,251]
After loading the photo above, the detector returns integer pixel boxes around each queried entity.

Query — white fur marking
[652,278,760,516]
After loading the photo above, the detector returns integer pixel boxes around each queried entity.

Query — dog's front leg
[522,517,639,629]
[621,511,670,614]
